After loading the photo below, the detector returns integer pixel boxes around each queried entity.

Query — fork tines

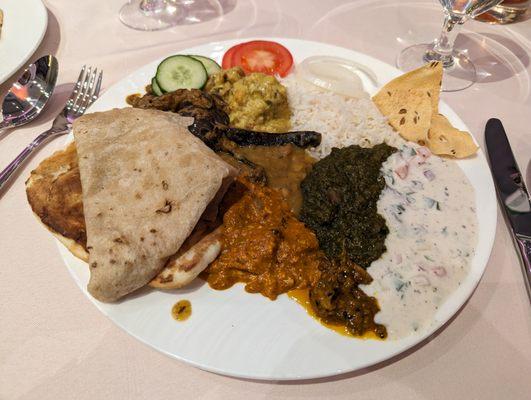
[67,65,103,117]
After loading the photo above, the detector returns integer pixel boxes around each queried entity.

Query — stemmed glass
[119,0,229,31]
[397,0,504,92]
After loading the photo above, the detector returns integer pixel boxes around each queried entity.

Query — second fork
[0,65,102,192]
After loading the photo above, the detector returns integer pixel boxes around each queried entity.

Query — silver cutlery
[0,65,102,192]
[527,161,531,194]
[485,118,531,301]
[0,55,58,133]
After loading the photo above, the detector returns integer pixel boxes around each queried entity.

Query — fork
[0,66,102,192]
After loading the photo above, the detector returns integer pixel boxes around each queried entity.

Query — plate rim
[57,37,497,381]
[0,0,48,84]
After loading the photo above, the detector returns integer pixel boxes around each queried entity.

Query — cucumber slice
[151,77,163,96]
[189,55,221,76]
[155,55,207,92]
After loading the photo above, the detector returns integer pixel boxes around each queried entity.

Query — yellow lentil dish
[205,67,291,133]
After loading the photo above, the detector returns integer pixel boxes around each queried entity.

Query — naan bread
[150,227,223,289]
[74,108,235,302]
[25,140,225,290]
[26,142,87,249]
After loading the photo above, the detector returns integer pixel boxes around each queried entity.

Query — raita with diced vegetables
[361,145,478,338]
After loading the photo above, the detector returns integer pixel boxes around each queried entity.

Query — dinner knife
[485,118,531,301]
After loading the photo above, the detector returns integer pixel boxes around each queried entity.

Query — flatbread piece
[74,108,235,302]
[26,140,227,290]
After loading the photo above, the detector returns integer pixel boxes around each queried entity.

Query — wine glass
[397,0,504,92]
[119,0,232,31]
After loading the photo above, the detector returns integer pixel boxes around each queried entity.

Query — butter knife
[485,118,531,300]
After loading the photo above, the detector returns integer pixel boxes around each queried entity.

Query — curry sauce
[288,289,384,340]
[204,178,323,300]
[221,141,315,214]
[172,300,192,321]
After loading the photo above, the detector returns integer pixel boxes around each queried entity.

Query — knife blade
[485,118,531,300]
[527,161,531,195]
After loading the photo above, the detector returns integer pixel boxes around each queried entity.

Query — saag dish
[300,144,397,269]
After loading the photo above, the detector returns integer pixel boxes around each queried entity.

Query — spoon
[0,55,58,133]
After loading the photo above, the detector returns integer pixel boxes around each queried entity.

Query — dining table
[1,0,530,399]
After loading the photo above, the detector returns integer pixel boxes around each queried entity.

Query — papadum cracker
[373,62,477,158]
[375,61,442,114]
[373,88,432,143]
[427,114,478,158]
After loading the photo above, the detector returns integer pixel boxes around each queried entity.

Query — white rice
[281,76,405,159]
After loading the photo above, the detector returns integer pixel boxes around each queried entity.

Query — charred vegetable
[217,151,267,185]
[127,89,228,148]
[300,144,396,269]
[127,89,321,150]
[225,128,321,148]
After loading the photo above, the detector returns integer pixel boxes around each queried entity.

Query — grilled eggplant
[127,89,321,150]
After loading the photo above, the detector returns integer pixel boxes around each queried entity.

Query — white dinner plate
[58,38,497,380]
[0,0,47,84]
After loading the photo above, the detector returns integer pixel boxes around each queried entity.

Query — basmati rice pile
[281,76,405,159]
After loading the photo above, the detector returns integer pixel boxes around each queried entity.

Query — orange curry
[205,178,323,300]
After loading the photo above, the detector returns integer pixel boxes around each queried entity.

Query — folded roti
[74,108,235,302]
[25,142,224,291]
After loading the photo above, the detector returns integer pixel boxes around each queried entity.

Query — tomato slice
[224,40,293,77]
[222,43,243,70]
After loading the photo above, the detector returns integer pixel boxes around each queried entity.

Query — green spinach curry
[299,144,396,339]
[300,143,397,269]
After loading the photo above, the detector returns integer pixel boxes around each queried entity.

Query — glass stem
[424,13,466,68]
[140,0,167,13]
